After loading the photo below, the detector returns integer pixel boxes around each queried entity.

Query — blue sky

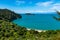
[0,0,60,13]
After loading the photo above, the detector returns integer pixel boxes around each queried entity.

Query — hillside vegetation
[0,20,60,40]
[0,9,22,21]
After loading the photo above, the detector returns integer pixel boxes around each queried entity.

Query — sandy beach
[27,28,46,32]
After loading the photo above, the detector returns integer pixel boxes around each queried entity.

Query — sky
[0,0,60,13]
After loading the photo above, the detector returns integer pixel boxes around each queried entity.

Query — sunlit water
[13,13,60,30]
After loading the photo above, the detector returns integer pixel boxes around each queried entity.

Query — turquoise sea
[13,13,60,30]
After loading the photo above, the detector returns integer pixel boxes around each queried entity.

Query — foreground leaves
[0,20,60,40]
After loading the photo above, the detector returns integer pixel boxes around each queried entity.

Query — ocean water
[13,13,60,30]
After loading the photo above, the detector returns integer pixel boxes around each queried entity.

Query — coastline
[27,28,46,32]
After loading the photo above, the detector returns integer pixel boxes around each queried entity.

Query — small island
[25,13,35,15]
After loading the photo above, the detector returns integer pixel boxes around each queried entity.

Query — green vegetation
[53,11,60,21]
[0,20,60,40]
[0,9,22,21]
[0,9,60,40]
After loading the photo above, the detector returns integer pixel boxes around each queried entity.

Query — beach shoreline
[27,28,46,32]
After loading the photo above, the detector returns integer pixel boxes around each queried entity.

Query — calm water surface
[13,13,60,30]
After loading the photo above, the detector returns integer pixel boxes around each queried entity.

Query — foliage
[0,9,22,21]
[53,11,60,21]
[0,20,27,40]
[0,20,60,40]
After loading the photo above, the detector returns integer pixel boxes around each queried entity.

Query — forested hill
[0,9,22,21]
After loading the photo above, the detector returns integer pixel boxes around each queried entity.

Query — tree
[53,11,60,21]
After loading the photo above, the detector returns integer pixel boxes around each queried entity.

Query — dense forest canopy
[0,9,22,21]
[0,20,60,40]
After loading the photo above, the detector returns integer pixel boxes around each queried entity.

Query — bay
[13,13,60,30]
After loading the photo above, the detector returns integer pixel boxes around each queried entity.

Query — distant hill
[25,13,35,15]
[0,9,22,21]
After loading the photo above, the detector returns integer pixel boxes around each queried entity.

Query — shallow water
[13,13,60,30]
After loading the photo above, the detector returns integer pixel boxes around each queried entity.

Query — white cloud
[50,3,60,12]
[35,1,60,13]
[36,1,53,7]
[16,0,25,5]
[15,9,55,13]
[15,0,60,13]
[54,3,60,6]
